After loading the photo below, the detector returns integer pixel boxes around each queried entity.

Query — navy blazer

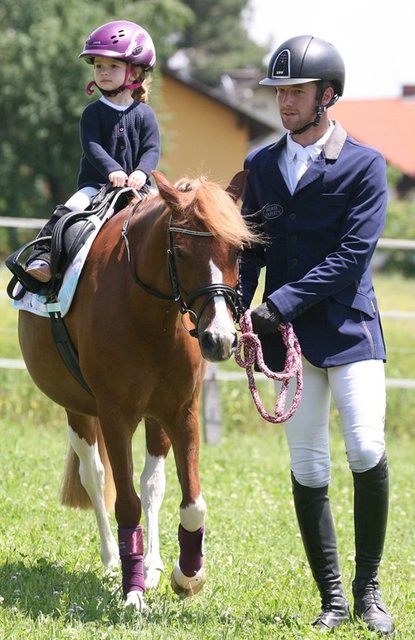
[240,121,387,370]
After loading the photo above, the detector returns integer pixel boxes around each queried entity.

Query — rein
[235,310,303,423]
[122,213,241,338]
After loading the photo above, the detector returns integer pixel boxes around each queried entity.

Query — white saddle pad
[12,186,144,318]
[12,213,104,318]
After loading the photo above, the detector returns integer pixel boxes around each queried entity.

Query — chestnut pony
[18,170,256,611]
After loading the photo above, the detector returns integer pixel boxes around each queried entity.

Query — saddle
[5,185,144,394]
[5,184,137,301]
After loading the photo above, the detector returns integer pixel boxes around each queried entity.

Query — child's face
[93,57,128,91]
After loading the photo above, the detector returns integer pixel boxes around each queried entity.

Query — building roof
[331,98,415,176]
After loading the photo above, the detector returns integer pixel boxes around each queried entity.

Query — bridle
[121,214,242,338]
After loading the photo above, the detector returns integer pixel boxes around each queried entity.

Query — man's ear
[321,85,335,106]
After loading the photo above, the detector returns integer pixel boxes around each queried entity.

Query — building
[157,68,280,185]
[331,89,415,181]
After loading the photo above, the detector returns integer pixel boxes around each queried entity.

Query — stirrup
[5,237,52,298]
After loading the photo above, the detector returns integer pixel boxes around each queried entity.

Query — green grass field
[0,412,414,639]
[0,267,414,638]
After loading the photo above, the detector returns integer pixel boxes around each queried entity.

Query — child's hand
[127,170,147,190]
[108,170,128,187]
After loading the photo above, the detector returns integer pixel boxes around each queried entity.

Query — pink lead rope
[235,310,303,423]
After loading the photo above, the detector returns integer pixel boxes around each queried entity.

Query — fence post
[202,363,221,444]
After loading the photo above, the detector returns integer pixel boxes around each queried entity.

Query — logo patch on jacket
[261,204,284,220]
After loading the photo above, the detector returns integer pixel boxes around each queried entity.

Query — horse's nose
[200,330,237,362]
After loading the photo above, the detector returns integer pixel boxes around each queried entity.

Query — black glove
[250,301,281,335]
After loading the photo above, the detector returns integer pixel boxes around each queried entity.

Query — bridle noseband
[122,214,242,338]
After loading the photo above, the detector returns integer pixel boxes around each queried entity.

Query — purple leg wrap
[178,524,205,577]
[118,525,145,596]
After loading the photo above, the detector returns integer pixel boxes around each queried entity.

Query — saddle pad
[12,213,104,318]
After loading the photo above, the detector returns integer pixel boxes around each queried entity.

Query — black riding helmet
[260,35,345,134]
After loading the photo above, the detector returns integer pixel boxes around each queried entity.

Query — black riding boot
[291,474,350,630]
[25,204,72,282]
[29,204,72,263]
[352,453,394,635]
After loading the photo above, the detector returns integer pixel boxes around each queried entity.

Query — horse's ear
[152,170,182,210]
[226,170,249,202]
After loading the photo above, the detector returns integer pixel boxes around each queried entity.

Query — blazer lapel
[294,121,348,193]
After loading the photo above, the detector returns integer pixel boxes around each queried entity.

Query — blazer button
[291,258,298,266]
[289,213,296,220]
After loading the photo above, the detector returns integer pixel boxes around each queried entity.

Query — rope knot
[235,310,303,423]
[235,331,260,368]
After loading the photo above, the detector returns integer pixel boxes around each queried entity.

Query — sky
[244,0,415,100]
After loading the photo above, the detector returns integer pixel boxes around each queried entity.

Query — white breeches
[65,186,99,212]
[280,357,386,488]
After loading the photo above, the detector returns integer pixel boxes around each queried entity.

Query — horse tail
[60,423,116,511]
[60,445,91,509]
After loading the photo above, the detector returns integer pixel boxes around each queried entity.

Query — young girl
[26,20,160,283]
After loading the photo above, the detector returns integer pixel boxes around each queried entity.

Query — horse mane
[172,176,258,248]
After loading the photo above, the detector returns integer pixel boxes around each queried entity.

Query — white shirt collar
[99,96,130,111]
[287,120,335,163]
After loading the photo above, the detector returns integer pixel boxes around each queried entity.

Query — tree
[0,0,191,219]
[173,0,267,86]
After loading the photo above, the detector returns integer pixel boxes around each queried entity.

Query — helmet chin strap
[86,63,142,97]
[291,90,339,136]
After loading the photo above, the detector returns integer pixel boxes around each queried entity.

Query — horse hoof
[101,548,120,569]
[125,590,147,612]
[170,562,206,597]
[144,565,164,590]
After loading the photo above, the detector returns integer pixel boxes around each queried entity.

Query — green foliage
[382,165,415,274]
[385,199,415,240]
[176,0,267,86]
[381,199,415,275]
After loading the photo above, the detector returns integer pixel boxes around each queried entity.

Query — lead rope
[234,310,303,423]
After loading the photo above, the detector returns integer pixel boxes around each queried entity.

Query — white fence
[1,217,415,443]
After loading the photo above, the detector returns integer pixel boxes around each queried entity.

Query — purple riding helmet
[79,20,156,96]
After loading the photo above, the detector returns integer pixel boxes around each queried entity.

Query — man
[240,35,394,634]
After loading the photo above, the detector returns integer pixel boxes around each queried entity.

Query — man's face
[276,82,318,132]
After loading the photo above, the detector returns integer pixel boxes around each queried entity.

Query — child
[26,20,160,283]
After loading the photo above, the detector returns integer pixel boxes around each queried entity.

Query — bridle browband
[121,213,242,338]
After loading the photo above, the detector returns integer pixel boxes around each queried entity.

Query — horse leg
[169,405,207,597]
[140,418,171,589]
[172,495,207,596]
[65,414,119,568]
[98,413,146,611]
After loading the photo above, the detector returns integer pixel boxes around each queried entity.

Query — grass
[0,413,414,639]
[0,266,414,638]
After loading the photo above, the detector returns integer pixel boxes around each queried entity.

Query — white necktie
[294,148,309,185]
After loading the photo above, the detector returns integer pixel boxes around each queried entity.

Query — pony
[17,170,257,611]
